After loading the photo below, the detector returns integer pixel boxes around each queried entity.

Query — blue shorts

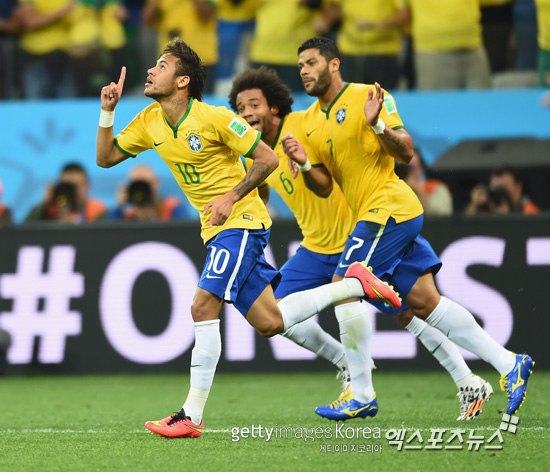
[334,215,442,315]
[198,228,281,316]
[274,245,340,299]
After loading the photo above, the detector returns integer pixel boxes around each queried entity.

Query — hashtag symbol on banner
[500,414,520,434]
[0,246,84,364]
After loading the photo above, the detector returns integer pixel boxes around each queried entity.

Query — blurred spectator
[111,164,190,221]
[215,0,257,95]
[24,162,108,223]
[142,0,219,95]
[249,0,326,92]
[515,0,539,70]
[0,177,13,224]
[535,0,550,87]
[66,1,127,97]
[18,0,76,99]
[316,0,409,90]
[395,148,453,215]
[480,0,515,73]
[0,0,22,99]
[100,1,128,82]
[405,0,492,89]
[464,183,490,214]
[465,183,514,214]
[489,166,540,213]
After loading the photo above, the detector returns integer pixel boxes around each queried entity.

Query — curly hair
[298,37,341,63]
[228,67,294,118]
[161,38,207,101]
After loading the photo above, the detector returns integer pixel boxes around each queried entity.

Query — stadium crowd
[0,0,548,223]
[0,0,548,100]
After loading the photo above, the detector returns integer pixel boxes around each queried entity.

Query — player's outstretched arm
[281,133,333,198]
[365,82,414,164]
[96,67,129,168]
[204,140,278,227]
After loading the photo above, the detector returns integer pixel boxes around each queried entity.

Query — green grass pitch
[1,370,548,472]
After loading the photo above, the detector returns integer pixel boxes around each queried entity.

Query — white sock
[283,318,345,365]
[278,278,364,331]
[335,301,374,403]
[405,316,471,383]
[425,296,516,375]
[183,319,221,424]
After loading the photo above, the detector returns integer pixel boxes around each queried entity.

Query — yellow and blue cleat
[315,391,378,421]
[500,353,534,415]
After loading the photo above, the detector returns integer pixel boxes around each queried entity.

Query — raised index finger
[117,66,127,89]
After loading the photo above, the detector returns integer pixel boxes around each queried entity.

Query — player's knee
[255,320,284,338]
[190,301,215,323]
[393,309,413,327]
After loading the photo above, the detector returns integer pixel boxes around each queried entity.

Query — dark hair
[298,37,341,63]
[61,162,87,181]
[161,38,207,101]
[228,67,294,118]
[491,165,521,183]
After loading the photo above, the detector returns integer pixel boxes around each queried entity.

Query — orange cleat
[344,262,402,309]
[145,408,203,438]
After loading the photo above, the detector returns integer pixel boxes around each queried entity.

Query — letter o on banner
[99,242,198,363]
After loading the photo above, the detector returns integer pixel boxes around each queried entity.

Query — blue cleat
[500,353,535,415]
[315,391,378,421]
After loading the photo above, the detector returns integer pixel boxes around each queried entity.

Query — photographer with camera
[110,164,190,221]
[24,162,108,223]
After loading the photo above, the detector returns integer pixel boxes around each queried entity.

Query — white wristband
[371,118,385,134]
[296,158,312,172]
[99,110,115,128]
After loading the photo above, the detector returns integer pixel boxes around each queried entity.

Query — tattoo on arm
[233,161,271,199]
[381,131,407,154]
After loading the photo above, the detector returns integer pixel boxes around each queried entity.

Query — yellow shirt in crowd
[333,0,407,56]
[536,0,550,50]
[148,0,219,65]
[406,0,483,52]
[250,0,325,66]
[19,0,72,55]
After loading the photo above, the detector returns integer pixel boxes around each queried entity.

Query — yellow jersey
[19,0,72,55]
[407,0,482,52]
[536,0,550,50]
[115,99,270,243]
[248,112,354,254]
[249,0,324,65]
[219,0,258,21]
[334,0,406,56]
[303,83,423,225]
[147,0,219,65]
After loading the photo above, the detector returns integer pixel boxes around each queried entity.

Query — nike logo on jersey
[306,129,317,137]
[154,141,165,146]
[338,262,350,268]
[205,273,223,279]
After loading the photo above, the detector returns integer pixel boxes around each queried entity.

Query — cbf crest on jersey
[186,132,202,152]
[335,106,347,125]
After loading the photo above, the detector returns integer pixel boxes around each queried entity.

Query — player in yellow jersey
[230,66,497,421]
[282,37,534,421]
[96,38,401,438]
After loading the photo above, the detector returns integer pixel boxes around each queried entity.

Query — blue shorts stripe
[224,229,249,301]
[335,215,441,315]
